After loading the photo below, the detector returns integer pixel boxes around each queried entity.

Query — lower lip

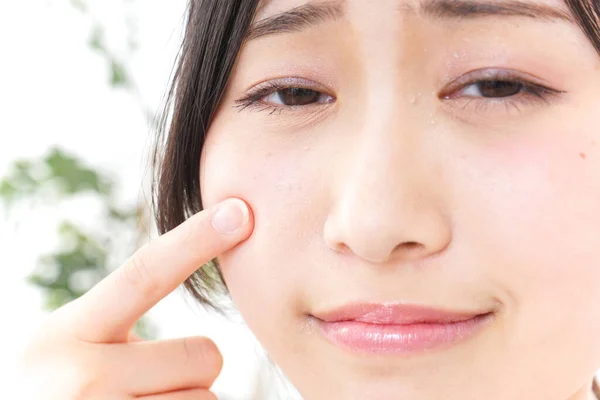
[315,313,494,355]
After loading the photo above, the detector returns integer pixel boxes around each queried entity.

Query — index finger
[67,198,253,343]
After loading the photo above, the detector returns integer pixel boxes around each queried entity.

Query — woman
[16,0,600,399]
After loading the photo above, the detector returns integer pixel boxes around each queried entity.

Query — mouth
[311,303,496,355]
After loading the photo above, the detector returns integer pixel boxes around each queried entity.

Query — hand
[15,198,254,399]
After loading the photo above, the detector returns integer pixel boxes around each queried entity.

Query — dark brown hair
[152,0,261,313]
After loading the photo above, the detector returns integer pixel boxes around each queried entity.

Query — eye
[440,68,565,116]
[461,80,524,98]
[235,78,335,113]
[265,88,330,106]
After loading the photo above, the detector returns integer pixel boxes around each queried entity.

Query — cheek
[200,122,325,336]
[456,123,600,367]
[477,133,600,296]
[426,119,600,392]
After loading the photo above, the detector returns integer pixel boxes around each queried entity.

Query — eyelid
[243,76,333,97]
[438,67,562,99]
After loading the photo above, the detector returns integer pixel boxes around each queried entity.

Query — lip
[312,303,495,354]
[314,303,486,324]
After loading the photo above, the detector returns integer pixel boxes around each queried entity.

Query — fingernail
[211,198,250,234]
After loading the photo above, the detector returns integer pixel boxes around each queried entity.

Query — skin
[200,0,600,399]
[15,198,254,399]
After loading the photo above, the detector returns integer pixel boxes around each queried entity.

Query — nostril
[335,243,353,255]
[326,239,347,254]
[393,241,422,253]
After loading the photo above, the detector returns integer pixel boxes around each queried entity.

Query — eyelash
[234,81,334,115]
[234,72,564,115]
[440,72,564,114]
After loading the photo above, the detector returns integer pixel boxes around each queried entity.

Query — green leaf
[45,148,114,196]
[110,60,130,87]
[89,26,106,52]
[134,318,158,340]
[28,222,111,310]
[0,180,16,199]
[70,0,87,13]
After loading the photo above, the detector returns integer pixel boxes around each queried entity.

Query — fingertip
[198,337,224,380]
[211,197,253,235]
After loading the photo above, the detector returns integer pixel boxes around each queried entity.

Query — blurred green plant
[73,0,139,89]
[0,148,113,203]
[0,0,156,339]
[0,148,156,339]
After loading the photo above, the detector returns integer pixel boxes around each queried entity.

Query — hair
[151,0,261,313]
[151,0,600,393]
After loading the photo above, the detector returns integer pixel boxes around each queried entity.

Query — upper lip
[313,303,490,325]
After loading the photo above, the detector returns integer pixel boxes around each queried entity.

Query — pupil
[279,88,319,106]
[479,81,522,98]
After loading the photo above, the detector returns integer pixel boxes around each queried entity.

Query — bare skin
[14,198,254,400]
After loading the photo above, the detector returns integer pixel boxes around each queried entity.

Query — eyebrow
[246,0,574,41]
[247,2,344,41]
[422,0,573,23]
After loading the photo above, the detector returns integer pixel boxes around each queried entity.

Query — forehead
[255,0,572,20]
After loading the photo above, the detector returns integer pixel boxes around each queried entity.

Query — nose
[323,116,452,264]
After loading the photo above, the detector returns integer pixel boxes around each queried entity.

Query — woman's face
[200,0,600,398]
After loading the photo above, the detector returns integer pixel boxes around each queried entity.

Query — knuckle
[120,248,158,297]
[68,348,112,400]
